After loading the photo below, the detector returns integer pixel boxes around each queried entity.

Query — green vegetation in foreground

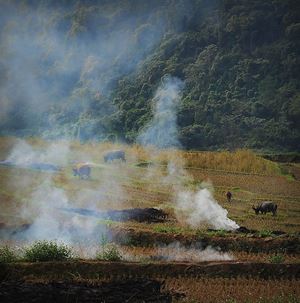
[0,246,17,263]
[258,230,275,238]
[23,241,73,262]
[268,254,285,264]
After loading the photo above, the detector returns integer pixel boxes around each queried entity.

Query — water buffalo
[72,163,91,179]
[252,201,277,216]
[104,150,126,163]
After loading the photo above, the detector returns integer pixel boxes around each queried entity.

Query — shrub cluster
[0,246,17,263]
[23,241,73,262]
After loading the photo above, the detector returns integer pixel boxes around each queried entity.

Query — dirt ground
[0,279,173,303]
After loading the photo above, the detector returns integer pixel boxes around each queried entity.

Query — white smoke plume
[138,76,184,148]
[22,178,105,246]
[155,242,233,262]
[1,139,122,249]
[6,139,70,166]
[122,242,233,263]
[176,187,239,230]
[138,75,239,231]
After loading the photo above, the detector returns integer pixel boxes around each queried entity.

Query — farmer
[226,191,232,203]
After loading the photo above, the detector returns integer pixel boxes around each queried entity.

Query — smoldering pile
[59,207,168,223]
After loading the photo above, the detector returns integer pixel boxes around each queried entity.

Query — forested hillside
[0,0,299,151]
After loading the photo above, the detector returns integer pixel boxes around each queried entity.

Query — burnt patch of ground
[59,207,168,223]
[0,279,173,303]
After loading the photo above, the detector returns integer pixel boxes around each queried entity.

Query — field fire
[0,1,300,300]
[0,138,299,302]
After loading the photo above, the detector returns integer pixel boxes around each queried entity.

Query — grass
[0,137,299,303]
[96,244,122,261]
[23,241,73,262]
[258,230,274,238]
[96,234,122,261]
[153,224,186,234]
[182,149,280,175]
[0,136,300,234]
[164,277,300,303]
[0,245,17,263]
[268,254,285,264]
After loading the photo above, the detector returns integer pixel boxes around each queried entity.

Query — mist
[0,1,172,139]
[6,139,70,166]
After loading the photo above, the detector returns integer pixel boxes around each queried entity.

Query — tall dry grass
[183,149,280,175]
[0,137,279,175]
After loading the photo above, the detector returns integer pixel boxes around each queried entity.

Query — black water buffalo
[252,201,277,216]
[72,163,91,179]
[104,150,126,163]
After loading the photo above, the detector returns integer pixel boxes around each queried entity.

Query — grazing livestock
[226,191,232,202]
[72,163,91,179]
[252,201,277,216]
[104,150,126,163]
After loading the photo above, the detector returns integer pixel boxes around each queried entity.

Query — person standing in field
[226,191,232,203]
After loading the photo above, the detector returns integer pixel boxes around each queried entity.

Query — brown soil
[112,228,300,253]
[0,279,173,303]
[1,261,299,282]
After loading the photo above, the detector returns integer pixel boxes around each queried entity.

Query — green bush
[23,241,73,262]
[96,234,122,261]
[0,246,17,263]
[269,254,285,264]
[96,244,122,261]
[258,230,274,238]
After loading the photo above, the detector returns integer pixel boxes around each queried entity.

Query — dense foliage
[0,0,299,151]
[23,241,73,262]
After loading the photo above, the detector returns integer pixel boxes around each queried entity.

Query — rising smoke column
[138,75,239,231]
[176,186,239,230]
[138,76,184,148]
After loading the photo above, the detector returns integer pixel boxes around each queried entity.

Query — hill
[0,0,299,151]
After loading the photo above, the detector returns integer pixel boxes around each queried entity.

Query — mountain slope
[0,0,299,151]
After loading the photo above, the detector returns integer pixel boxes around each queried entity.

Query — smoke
[154,242,233,262]
[137,76,239,231]
[0,1,169,138]
[176,187,239,230]
[6,139,70,166]
[1,139,124,249]
[122,242,233,263]
[137,76,184,148]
